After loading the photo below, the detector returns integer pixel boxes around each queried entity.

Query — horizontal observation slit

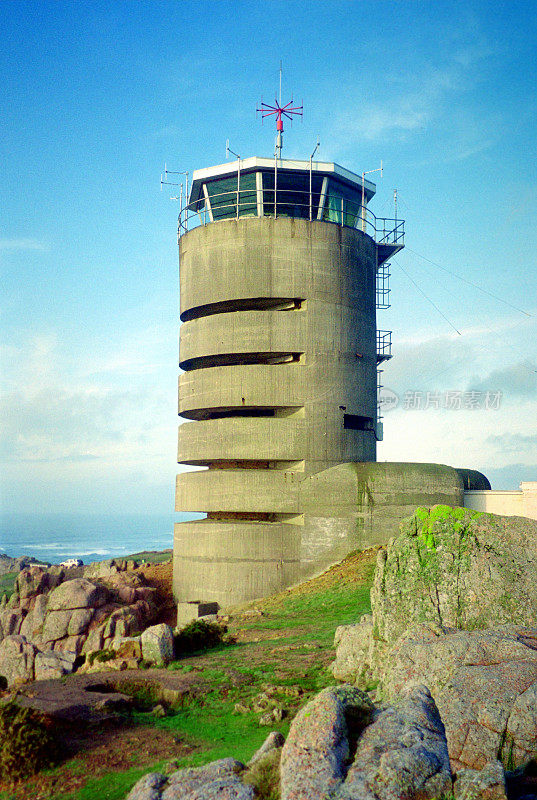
[178,460,305,471]
[180,351,303,371]
[179,405,305,421]
[343,414,375,431]
[181,297,304,322]
[206,511,304,524]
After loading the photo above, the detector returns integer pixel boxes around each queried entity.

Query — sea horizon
[0,511,203,565]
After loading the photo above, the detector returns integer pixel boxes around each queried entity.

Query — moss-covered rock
[332,506,537,686]
[372,505,537,650]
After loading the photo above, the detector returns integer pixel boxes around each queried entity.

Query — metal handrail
[376,329,392,357]
[177,187,404,246]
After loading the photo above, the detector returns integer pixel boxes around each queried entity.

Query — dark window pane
[262,170,323,218]
[204,173,258,220]
[343,414,374,431]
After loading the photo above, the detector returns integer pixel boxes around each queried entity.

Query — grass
[126,550,172,565]
[0,573,17,600]
[0,549,376,800]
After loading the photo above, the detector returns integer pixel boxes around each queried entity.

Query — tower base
[173,461,478,608]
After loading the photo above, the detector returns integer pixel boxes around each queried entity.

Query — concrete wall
[464,482,537,519]
[173,460,466,607]
[300,461,465,554]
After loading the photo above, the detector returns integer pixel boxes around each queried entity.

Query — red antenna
[257,64,303,158]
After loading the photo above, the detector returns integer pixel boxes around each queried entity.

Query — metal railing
[177,187,404,246]
[376,329,393,362]
[376,263,391,309]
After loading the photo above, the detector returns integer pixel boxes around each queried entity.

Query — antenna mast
[257,65,303,159]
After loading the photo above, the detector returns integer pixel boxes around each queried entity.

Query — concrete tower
[173,157,404,608]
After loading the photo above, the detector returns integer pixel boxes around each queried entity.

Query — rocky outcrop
[0,553,49,576]
[380,625,537,771]
[332,506,537,686]
[0,635,38,687]
[331,506,537,774]
[453,760,507,800]
[280,683,451,800]
[280,686,375,799]
[0,561,159,687]
[372,506,537,659]
[126,758,253,800]
[125,684,453,800]
[46,578,108,611]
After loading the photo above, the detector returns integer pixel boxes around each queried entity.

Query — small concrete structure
[464,482,537,520]
[176,601,219,629]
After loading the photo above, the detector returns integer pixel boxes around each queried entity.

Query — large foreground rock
[372,506,537,655]
[141,624,174,666]
[332,506,537,687]
[382,624,537,771]
[47,578,109,611]
[453,760,507,800]
[280,683,451,800]
[0,635,38,687]
[280,685,375,799]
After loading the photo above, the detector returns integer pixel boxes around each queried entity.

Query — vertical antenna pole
[279,61,282,106]
[361,162,383,233]
[185,172,189,232]
[274,153,278,218]
[310,155,312,221]
[361,171,366,232]
[309,138,320,221]
[227,142,242,220]
[394,188,398,223]
[237,156,240,220]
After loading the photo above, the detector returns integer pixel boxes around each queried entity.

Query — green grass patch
[0,573,17,600]
[60,763,171,800]
[126,550,172,564]
[245,578,373,645]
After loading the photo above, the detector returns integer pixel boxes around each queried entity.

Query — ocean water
[0,512,203,565]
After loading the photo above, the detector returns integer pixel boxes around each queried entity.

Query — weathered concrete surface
[174,217,378,607]
[174,462,466,606]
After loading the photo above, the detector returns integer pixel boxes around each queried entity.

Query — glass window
[204,173,257,220]
[323,179,362,227]
[262,171,323,219]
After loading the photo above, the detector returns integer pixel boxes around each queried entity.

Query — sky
[1,0,536,516]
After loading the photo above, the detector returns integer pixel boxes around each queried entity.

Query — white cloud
[378,308,537,486]
[0,333,177,472]
[379,395,537,476]
[330,31,498,153]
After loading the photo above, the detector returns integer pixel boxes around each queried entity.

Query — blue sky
[1,0,536,514]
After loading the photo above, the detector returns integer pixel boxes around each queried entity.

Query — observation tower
[173,95,405,609]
